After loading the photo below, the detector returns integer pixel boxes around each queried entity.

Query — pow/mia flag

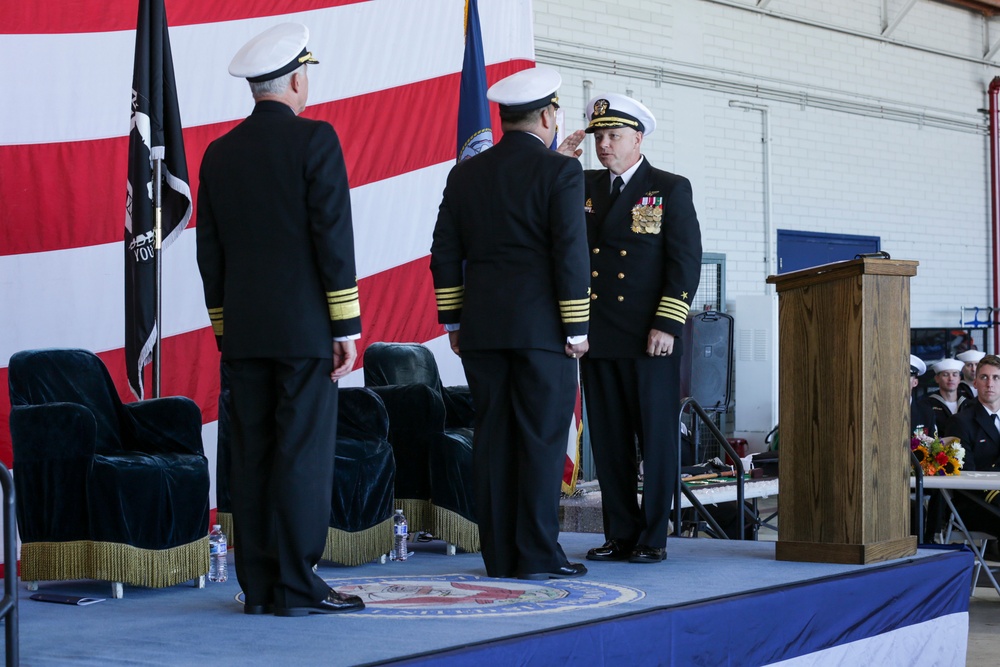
[125,0,192,399]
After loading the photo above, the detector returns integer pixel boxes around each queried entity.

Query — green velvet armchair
[7,348,211,598]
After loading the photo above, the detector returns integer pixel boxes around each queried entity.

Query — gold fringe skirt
[322,518,394,566]
[21,537,209,588]
[431,506,480,553]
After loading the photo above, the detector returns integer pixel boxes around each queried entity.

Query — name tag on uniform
[631,196,663,234]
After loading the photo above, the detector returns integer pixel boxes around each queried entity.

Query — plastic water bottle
[209,524,228,582]
[392,509,409,561]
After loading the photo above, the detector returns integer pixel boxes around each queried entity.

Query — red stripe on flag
[0,61,528,257]
[0,254,442,466]
[0,0,371,35]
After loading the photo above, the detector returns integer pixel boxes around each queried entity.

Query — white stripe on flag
[0,0,533,146]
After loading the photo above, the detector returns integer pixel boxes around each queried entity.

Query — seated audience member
[942,354,1000,538]
[956,349,985,401]
[910,354,948,540]
[916,358,967,435]
[910,355,935,435]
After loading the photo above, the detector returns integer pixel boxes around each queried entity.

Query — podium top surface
[766,258,918,292]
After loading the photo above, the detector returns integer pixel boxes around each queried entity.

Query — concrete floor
[560,484,1000,666]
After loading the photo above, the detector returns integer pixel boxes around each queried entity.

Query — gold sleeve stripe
[207,308,224,336]
[327,287,361,321]
[656,297,690,323]
[560,299,590,323]
[435,286,465,311]
[987,489,999,504]
[657,301,689,315]
[328,286,359,300]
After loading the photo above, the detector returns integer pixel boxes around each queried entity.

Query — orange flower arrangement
[911,430,964,477]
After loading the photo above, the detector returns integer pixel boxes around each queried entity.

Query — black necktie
[609,176,623,205]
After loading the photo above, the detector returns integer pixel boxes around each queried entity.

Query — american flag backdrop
[0,0,582,559]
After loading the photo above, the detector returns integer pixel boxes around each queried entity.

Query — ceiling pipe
[989,78,1000,353]
[729,101,773,292]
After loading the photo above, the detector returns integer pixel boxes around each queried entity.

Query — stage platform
[9,533,973,666]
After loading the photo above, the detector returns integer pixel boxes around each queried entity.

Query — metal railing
[0,463,18,666]
[675,397,746,539]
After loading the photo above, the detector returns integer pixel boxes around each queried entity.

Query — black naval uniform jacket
[917,393,965,437]
[584,158,702,357]
[944,402,1000,473]
[196,101,361,355]
[911,396,937,435]
[430,131,590,347]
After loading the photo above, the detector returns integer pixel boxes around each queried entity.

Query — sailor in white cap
[915,358,968,434]
[910,355,935,434]
[431,66,591,581]
[197,22,364,616]
[578,92,702,566]
[956,349,986,399]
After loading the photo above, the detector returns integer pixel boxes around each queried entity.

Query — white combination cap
[931,358,965,373]
[487,67,561,112]
[956,349,986,364]
[909,355,926,376]
[229,23,319,82]
[585,92,657,136]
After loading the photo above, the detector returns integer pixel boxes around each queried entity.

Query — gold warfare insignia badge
[630,196,663,234]
[593,99,610,117]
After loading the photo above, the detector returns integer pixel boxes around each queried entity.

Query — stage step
[559,482,604,534]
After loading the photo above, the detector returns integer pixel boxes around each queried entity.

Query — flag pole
[125,0,191,401]
[153,155,162,399]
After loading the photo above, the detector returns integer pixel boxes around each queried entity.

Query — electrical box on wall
[730,294,779,452]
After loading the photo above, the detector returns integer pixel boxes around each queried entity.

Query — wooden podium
[766,258,918,564]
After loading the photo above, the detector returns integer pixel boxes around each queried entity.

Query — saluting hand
[331,339,357,381]
[556,130,586,159]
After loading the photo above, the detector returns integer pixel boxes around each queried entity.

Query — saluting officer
[580,93,702,565]
[197,23,364,616]
[430,67,591,581]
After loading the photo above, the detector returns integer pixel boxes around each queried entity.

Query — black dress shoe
[243,603,274,615]
[274,589,365,617]
[516,562,588,580]
[586,539,634,561]
[629,545,666,563]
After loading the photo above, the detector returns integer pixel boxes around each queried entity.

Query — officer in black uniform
[579,93,702,564]
[196,23,364,617]
[430,67,591,581]
[943,354,1000,536]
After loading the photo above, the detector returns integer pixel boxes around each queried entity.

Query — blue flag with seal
[125,0,192,398]
[457,0,492,162]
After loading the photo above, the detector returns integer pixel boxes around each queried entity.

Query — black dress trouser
[461,348,577,578]
[581,353,681,549]
[225,357,338,608]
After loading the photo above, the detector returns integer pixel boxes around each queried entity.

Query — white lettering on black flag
[125,0,192,399]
